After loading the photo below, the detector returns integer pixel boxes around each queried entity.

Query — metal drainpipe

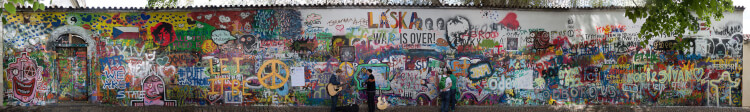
[1,15,4,106]
[743,34,750,107]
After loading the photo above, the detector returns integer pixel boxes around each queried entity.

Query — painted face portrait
[7,53,42,103]
[151,22,176,46]
[143,75,165,101]
[437,18,445,30]
[446,16,470,47]
[425,18,433,30]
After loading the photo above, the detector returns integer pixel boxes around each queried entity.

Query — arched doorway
[54,33,89,101]
[49,25,96,102]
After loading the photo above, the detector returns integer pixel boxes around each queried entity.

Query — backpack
[439,76,447,89]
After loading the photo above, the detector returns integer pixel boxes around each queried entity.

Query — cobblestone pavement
[3,104,750,112]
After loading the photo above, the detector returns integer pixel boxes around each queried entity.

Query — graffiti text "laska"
[368,10,422,30]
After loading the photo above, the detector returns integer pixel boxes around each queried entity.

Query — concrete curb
[3,105,750,112]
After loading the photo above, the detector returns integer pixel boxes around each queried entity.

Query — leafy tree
[3,0,46,24]
[625,0,734,50]
[3,0,46,14]
[462,0,551,6]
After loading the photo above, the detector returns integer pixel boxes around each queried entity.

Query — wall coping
[4,4,745,12]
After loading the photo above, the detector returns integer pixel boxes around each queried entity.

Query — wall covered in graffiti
[1,8,743,106]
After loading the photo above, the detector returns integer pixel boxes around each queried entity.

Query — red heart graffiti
[644,87,660,101]
[336,25,345,31]
[499,12,519,30]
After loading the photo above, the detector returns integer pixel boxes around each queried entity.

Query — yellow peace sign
[339,62,354,76]
[257,59,290,89]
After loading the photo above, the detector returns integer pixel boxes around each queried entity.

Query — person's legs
[331,95,338,112]
[450,89,456,110]
[440,91,449,112]
[440,102,446,112]
[367,91,375,112]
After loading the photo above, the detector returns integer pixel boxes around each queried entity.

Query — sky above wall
[36,0,750,33]
[736,0,749,34]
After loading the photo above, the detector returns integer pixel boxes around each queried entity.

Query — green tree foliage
[463,0,550,6]
[3,0,46,14]
[625,0,734,50]
[3,0,46,24]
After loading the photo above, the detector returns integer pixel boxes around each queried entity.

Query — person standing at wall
[448,71,458,111]
[365,69,377,112]
[440,71,453,112]
[330,70,343,112]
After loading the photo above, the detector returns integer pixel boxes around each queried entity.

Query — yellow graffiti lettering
[230,79,242,96]
[233,57,243,73]
[208,78,228,95]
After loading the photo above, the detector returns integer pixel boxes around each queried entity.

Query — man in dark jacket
[330,70,342,112]
[365,69,376,112]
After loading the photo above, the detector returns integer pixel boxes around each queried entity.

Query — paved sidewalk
[3,104,750,112]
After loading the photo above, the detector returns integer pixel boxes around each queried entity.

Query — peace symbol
[257,59,290,89]
[339,62,354,76]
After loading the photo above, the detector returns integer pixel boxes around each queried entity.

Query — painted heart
[204,14,213,20]
[499,12,519,30]
[140,13,151,20]
[644,89,660,102]
[156,57,169,66]
[160,66,177,77]
[336,25,345,31]
[81,15,93,22]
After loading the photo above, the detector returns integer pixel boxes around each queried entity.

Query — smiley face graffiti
[6,53,43,103]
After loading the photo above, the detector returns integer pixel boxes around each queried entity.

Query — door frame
[48,25,96,103]
[54,46,90,101]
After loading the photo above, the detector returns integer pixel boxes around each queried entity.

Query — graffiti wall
[1,8,743,106]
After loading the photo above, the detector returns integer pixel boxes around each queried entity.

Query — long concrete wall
[0,8,743,106]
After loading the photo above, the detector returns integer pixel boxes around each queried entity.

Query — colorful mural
[1,8,743,107]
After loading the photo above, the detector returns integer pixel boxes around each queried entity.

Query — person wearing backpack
[440,71,453,112]
[448,71,457,111]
